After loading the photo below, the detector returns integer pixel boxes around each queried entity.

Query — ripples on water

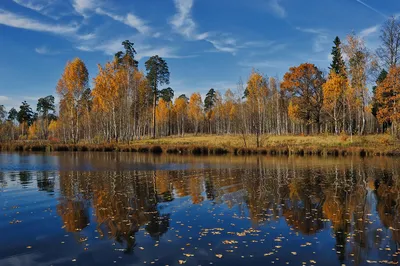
[1,153,400,265]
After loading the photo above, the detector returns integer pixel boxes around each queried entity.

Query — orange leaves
[56,58,88,98]
[376,66,400,124]
[322,71,348,110]
[92,61,126,112]
[281,63,324,130]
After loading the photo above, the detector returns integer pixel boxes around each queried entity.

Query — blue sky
[0,0,399,110]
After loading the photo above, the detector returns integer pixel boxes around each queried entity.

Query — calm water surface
[1,152,400,265]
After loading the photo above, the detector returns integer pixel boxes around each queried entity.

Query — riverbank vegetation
[0,134,399,157]
[1,17,400,152]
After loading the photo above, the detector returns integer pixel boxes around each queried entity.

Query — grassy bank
[1,134,399,156]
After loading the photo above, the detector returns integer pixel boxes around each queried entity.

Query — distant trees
[4,19,400,144]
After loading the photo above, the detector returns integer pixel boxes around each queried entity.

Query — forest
[1,17,400,147]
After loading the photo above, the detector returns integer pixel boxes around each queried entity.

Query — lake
[0,152,399,266]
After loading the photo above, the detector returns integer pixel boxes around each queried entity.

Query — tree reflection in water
[52,155,400,265]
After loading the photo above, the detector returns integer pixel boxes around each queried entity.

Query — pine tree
[329,36,346,76]
[372,69,388,118]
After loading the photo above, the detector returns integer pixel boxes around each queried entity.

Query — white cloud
[95,8,150,35]
[360,25,379,38]
[72,0,95,17]
[0,9,78,35]
[268,0,286,18]
[0,96,10,105]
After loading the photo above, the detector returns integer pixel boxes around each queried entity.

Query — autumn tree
[156,98,169,136]
[159,87,174,135]
[245,70,269,146]
[323,38,348,134]
[343,34,378,135]
[174,96,188,136]
[376,66,400,136]
[145,56,170,139]
[56,58,89,143]
[93,61,123,142]
[323,72,348,134]
[188,93,203,135]
[281,63,325,134]
[371,69,388,131]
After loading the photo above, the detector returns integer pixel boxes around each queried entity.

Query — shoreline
[1,135,400,157]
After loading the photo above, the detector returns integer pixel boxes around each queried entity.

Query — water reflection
[1,155,400,265]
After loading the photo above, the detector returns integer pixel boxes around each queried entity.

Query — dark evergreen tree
[159,87,174,102]
[145,55,170,138]
[8,108,18,122]
[372,69,388,118]
[204,88,216,112]
[17,101,34,126]
[37,95,55,118]
[114,40,138,68]
[178,94,189,102]
[329,36,346,76]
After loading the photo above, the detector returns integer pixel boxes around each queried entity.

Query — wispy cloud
[359,25,379,38]
[296,27,330,53]
[355,0,387,18]
[0,9,78,35]
[170,0,208,40]
[95,8,151,35]
[35,46,59,55]
[169,0,263,55]
[268,0,286,18]
[12,0,47,12]
[76,38,194,60]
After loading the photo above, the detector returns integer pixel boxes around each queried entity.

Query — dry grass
[1,134,399,156]
[133,134,397,148]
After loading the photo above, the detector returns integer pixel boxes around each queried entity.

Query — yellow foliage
[28,122,38,140]
[288,101,300,122]
[188,93,203,122]
[156,99,169,124]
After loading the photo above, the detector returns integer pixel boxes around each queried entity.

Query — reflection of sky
[0,154,400,265]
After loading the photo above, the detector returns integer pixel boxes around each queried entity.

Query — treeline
[2,17,400,145]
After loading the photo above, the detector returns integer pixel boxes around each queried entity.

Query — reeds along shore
[1,141,399,157]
